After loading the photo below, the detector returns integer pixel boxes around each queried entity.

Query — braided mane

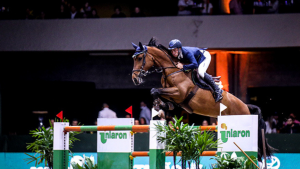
[147,37,174,58]
[147,37,158,47]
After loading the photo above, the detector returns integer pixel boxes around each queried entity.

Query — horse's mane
[147,37,158,47]
[147,37,176,61]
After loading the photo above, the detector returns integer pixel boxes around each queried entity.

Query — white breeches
[198,50,211,78]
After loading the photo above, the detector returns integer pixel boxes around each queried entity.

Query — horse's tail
[247,104,277,162]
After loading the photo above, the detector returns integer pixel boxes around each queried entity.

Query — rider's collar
[132,45,148,58]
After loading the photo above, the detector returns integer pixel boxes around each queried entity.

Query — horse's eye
[138,57,142,61]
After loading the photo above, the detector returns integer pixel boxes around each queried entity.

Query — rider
[168,39,223,102]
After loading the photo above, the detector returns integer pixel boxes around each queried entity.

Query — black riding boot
[204,73,223,102]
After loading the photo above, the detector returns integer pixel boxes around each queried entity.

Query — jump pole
[55,119,218,169]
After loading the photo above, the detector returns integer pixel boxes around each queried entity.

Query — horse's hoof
[150,88,159,95]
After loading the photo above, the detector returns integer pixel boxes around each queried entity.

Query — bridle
[132,51,161,80]
[132,46,183,83]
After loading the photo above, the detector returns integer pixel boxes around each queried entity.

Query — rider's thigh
[198,50,211,78]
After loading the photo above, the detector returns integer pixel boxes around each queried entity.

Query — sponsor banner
[0,152,298,169]
[97,118,133,153]
[217,115,258,152]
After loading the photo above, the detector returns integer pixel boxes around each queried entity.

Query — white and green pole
[53,122,69,169]
[149,120,165,169]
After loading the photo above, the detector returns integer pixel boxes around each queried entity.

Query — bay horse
[131,37,275,161]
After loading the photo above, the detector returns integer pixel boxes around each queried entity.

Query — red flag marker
[56,111,63,121]
[125,106,132,118]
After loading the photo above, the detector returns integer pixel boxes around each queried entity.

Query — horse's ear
[138,42,144,50]
[132,42,138,49]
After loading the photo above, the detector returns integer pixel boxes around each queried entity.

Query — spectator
[98,103,117,118]
[69,5,81,19]
[36,10,46,19]
[178,0,194,16]
[281,116,300,133]
[89,8,99,18]
[131,6,145,17]
[134,119,140,125]
[71,118,79,126]
[57,4,69,19]
[229,0,243,14]
[84,1,92,15]
[140,117,146,125]
[284,113,300,126]
[210,117,217,125]
[265,116,273,134]
[111,5,126,18]
[82,12,88,18]
[271,112,280,133]
[202,120,208,126]
[139,101,151,125]
[61,0,70,12]
[267,0,279,13]
[290,113,300,124]
[125,114,131,118]
[79,7,86,18]
[197,0,213,15]
[25,7,35,19]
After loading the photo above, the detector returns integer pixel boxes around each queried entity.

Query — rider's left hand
[177,62,184,69]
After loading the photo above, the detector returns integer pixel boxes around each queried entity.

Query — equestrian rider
[168,39,223,102]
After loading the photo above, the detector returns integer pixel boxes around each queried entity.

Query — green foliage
[24,117,82,168]
[155,116,195,161]
[211,153,258,169]
[71,155,97,169]
[194,129,219,157]
[155,116,220,169]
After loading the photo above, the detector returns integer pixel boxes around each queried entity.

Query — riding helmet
[168,39,182,50]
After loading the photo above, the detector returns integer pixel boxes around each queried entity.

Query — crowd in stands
[0,0,147,20]
[265,112,300,134]
[0,0,299,20]
[178,0,299,15]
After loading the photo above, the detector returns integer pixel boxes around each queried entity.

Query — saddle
[191,69,221,91]
[180,70,222,114]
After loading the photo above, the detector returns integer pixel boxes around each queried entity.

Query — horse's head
[131,42,155,85]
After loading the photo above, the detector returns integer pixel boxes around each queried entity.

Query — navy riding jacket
[179,47,206,71]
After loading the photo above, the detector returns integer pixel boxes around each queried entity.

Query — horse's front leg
[151,87,180,118]
[151,87,181,101]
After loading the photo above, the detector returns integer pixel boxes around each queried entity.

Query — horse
[131,37,275,161]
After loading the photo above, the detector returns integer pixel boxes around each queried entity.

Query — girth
[179,85,199,114]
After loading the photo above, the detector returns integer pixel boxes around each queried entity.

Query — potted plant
[24,118,82,169]
[211,153,258,169]
[155,116,219,169]
[192,129,219,168]
[71,155,98,169]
